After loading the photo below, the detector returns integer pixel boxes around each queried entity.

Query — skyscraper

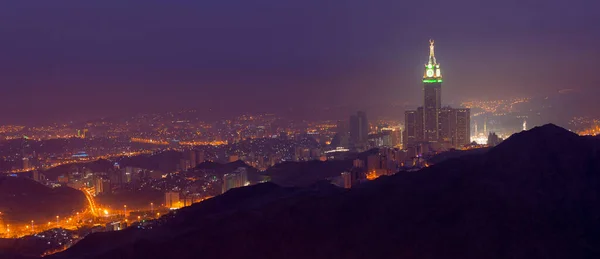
[188,150,197,168]
[423,40,443,142]
[94,177,111,196]
[349,111,368,148]
[222,167,248,194]
[404,110,419,147]
[454,108,471,147]
[196,150,205,165]
[438,107,456,144]
[404,40,470,150]
[165,192,181,209]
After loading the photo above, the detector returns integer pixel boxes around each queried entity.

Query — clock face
[426,69,434,77]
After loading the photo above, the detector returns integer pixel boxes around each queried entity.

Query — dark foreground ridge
[51,124,600,259]
[0,176,86,223]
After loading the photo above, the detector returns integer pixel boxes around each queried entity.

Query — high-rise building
[32,170,46,183]
[349,111,368,147]
[188,150,197,168]
[438,107,456,144]
[196,150,205,165]
[404,40,470,150]
[341,172,352,189]
[404,110,419,147]
[222,167,248,194]
[423,40,443,142]
[454,108,471,148]
[179,159,191,171]
[165,192,181,209]
[22,157,30,170]
[94,177,111,196]
[353,158,365,168]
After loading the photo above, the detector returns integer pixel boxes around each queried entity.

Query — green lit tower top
[423,39,442,83]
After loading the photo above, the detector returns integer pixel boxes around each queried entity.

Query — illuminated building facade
[94,177,111,196]
[404,40,470,150]
[165,191,181,209]
[222,167,248,194]
[423,40,443,142]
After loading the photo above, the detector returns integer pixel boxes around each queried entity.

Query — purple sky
[0,0,598,123]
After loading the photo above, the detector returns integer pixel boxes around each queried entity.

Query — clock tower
[423,40,442,142]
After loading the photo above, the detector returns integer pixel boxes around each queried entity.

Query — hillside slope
[51,124,600,259]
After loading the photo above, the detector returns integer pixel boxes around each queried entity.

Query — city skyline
[0,1,599,124]
[1,2,600,258]
[404,40,470,152]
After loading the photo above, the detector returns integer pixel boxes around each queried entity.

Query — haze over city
[1,1,600,259]
[1,0,599,124]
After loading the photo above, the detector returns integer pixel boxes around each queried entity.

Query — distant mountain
[50,124,600,259]
[0,176,86,224]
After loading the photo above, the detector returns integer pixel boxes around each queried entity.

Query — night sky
[0,0,598,123]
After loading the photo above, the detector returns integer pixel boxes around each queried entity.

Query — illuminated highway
[81,187,100,217]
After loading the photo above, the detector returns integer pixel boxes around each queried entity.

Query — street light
[56,216,59,226]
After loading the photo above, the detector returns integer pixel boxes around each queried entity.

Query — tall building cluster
[404,40,470,153]
[222,167,249,194]
[165,191,181,209]
[179,149,205,171]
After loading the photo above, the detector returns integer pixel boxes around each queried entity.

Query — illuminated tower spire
[484,117,487,134]
[423,39,442,81]
[428,39,437,66]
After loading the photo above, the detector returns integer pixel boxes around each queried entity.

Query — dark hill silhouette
[195,160,249,171]
[194,160,261,182]
[42,159,113,180]
[0,176,86,224]
[50,124,600,259]
[118,150,182,172]
[427,147,490,164]
[265,160,353,187]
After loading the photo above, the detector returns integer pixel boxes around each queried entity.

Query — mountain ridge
[50,124,600,259]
